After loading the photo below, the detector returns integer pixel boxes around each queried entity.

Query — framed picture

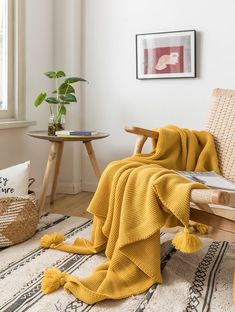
[136,30,196,79]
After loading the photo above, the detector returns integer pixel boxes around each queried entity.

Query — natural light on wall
[0,0,14,120]
[0,0,5,111]
[0,0,30,126]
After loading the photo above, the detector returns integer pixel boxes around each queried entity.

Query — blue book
[55,130,98,136]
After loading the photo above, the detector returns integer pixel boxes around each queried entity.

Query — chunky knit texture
[40,125,220,304]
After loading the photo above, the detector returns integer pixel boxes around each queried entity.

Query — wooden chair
[125,88,235,302]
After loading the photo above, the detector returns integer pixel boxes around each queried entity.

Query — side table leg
[38,142,60,215]
[84,141,101,180]
[50,142,64,204]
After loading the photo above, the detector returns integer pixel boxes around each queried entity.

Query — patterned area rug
[0,213,234,312]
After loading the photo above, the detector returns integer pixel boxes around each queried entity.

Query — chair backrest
[205,88,235,182]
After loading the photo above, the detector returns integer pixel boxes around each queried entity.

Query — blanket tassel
[40,232,64,249]
[192,223,208,235]
[172,227,202,253]
[41,267,67,294]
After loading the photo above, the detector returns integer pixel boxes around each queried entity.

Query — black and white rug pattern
[0,213,234,312]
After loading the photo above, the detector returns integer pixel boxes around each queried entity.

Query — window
[0,0,25,121]
[0,0,6,113]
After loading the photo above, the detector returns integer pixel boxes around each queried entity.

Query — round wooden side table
[27,131,109,214]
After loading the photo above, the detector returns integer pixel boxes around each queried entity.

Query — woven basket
[0,187,39,248]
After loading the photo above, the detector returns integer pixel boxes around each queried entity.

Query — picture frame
[136,30,196,79]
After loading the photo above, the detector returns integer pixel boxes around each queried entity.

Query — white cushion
[0,161,30,197]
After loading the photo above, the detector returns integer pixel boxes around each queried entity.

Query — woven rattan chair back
[205,88,235,182]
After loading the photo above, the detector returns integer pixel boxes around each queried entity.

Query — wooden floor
[43,192,94,220]
[43,191,235,242]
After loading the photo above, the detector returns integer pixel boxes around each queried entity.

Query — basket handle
[28,178,35,188]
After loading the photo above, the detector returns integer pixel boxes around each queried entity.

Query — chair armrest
[125,126,159,155]
[191,189,234,207]
[191,190,235,233]
[125,126,159,138]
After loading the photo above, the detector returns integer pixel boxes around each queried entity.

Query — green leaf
[52,83,75,94]
[45,97,60,104]
[64,77,87,84]
[56,71,66,78]
[59,104,67,115]
[60,94,77,102]
[34,92,47,107]
[44,71,57,78]
[63,84,75,94]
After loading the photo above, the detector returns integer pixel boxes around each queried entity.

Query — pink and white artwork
[144,46,184,74]
[136,30,196,79]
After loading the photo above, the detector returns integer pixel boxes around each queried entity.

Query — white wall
[0,0,55,194]
[82,0,235,190]
[54,0,83,194]
[0,0,85,197]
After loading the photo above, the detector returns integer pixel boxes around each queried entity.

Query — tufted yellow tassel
[41,267,67,294]
[192,223,208,235]
[172,227,202,253]
[40,232,64,249]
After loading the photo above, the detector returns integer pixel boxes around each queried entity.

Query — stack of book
[55,130,98,137]
[177,171,235,190]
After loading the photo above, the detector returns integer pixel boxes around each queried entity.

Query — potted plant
[34,70,87,135]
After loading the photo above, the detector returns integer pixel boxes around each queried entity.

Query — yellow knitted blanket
[40,125,220,304]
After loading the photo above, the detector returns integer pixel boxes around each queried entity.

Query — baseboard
[82,182,97,192]
[57,182,82,194]
[33,182,82,198]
